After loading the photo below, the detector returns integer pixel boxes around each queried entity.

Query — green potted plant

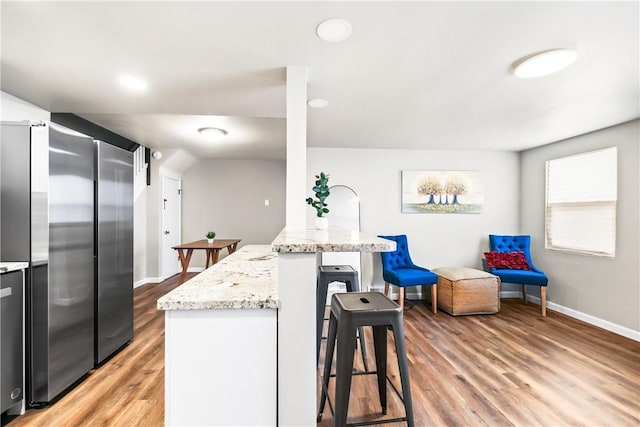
[206,231,216,243]
[306,172,330,229]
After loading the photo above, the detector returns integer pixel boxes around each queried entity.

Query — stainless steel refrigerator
[95,141,133,364]
[0,121,134,405]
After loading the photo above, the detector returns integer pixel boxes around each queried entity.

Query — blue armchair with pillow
[484,234,548,316]
[379,234,438,312]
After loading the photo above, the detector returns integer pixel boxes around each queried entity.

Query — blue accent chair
[379,234,438,312]
[486,234,548,316]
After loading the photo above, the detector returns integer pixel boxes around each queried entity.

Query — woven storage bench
[432,267,500,316]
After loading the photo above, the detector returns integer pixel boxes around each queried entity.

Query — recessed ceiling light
[512,48,577,78]
[198,127,228,142]
[307,98,329,108]
[118,74,148,92]
[316,18,352,42]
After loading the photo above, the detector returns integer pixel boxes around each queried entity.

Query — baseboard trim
[187,267,205,273]
[520,295,639,342]
[373,285,639,342]
[133,276,164,288]
[500,290,523,299]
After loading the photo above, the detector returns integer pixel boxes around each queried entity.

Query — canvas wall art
[402,170,484,214]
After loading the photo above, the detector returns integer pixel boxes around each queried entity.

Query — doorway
[161,176,181,279]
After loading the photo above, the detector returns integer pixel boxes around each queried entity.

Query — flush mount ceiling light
[152,151,162,159]
[118,74,148,92]
[198,127,228,142]
[316,18,352,42]
[512,48,578,78]
[307,98,329,108]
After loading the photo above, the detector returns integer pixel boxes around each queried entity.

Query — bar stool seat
[317,265,368,370]
[318,292,415,427]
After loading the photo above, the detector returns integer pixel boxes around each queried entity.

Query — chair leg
[384,281,390,297]
[431,284,437,314]
[521,284,527,304]
[398,287,405,310]
[541,286,547,317]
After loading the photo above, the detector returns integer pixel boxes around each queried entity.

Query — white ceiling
[1,1,638,159]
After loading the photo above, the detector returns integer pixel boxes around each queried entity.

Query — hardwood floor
[317,301,640,427]
[6,278,639,427]
[4,272,196,427]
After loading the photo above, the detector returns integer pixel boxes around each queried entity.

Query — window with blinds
[545,147,617,257]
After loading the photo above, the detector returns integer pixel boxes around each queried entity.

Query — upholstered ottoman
[431,267,500,315]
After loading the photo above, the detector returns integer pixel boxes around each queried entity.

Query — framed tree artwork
[402,170,484,214]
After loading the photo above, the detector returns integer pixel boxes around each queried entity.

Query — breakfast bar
[158,228,394,426]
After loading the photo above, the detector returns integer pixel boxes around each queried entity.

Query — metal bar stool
[317,265,368,371]
[318,292,415,427]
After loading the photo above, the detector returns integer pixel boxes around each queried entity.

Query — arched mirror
[322,185,362,299]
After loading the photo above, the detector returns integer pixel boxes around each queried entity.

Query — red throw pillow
[484,251,531,270]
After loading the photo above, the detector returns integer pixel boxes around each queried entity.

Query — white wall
[520,120,639,333]
[1,91,50,121]
[308,148,520,294]
[133,188,148,284]
[181,159,286,268]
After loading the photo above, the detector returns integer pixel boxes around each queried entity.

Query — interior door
[161,176,181,279]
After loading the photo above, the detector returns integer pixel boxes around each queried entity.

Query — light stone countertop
[271,227,396,253]
[157,229,395,311]
[0,262,29,274]
[157,245,278,311]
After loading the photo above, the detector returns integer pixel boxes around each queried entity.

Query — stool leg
[318,312,338,419]
[345,279,369,372]
[372,325,388,415]
[334,325,358,427]
[316,277,330,364]
[390,318,415,427]
[357,326,369,372]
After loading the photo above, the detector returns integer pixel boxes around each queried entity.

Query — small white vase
[315,216,329,230]
[207,238,214,244]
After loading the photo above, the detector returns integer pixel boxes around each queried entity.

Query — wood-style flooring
[6,276,640,427]
[4,272,195,427]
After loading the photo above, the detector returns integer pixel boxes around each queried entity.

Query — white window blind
[545,147,617,257]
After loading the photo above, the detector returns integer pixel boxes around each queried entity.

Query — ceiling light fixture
[152,151,162,160]
[307,98,329,108]
[118,74,148,92]
[316,18,352,42]
[198,127,228,142]
[512,48,577,78]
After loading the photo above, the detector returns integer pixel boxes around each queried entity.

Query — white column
[277,252,317,426]
[285,66,308,229]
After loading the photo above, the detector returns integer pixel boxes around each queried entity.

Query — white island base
[164,308,276,426]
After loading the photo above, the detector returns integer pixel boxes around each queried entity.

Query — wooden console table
[172,239,241,283]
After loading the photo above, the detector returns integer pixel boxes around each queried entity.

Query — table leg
[210,249,221,265]
[176,249,194,284]
[228,242,238,254]
[205,250,211,269]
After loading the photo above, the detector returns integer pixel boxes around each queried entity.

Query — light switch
[264,199,270,206]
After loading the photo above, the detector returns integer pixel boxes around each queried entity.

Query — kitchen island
[158,229,394,426]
